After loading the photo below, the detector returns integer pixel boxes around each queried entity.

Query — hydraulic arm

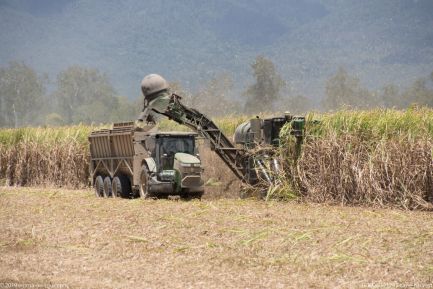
[154,94,249,182]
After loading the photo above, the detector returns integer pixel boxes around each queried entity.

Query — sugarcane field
[1,1,433,288]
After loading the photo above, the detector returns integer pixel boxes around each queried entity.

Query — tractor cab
[156,134,196,170]
[137,131,204,198]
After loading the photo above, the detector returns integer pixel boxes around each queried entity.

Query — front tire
[139,166,151,199]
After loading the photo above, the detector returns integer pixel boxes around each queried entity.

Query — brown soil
[0,187,432,289]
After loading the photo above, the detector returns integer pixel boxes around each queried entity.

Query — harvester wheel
[112,175,132,198]
[139,166,151,199]
[103,177,112,198]
[94,176,104,197]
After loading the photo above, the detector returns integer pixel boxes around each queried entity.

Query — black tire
[190,192,203,200]
[94,175,104,197]
[186,192,203,200]
[112,175,132,198]
[111,177,120,198]
[139,165,151,199]
[180,190,203,201]
[103,177,112,198]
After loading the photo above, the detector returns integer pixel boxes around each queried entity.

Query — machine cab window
[157,136,195,169]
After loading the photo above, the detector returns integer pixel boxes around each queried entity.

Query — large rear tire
[103,177,112,198]
[112,175,132,198]
[139,166,151,199]
[94,175,104,197]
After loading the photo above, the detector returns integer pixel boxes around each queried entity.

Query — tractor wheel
[190,192,203,200]
[184,192,203,200]
[103,177,112,198]
[139,166,151,199]
[94,176,104,197]
[180,190,203,201]
[112,175,132,198]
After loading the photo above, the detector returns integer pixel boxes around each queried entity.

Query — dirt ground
[0,187,432,289]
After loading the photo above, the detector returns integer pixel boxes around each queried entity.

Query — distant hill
[1,0,432,101]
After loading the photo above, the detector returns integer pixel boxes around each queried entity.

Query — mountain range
[1,0,432,101]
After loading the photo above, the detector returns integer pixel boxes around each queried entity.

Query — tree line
[242,57,433,114]
[1,59,432,128]
[0,63,138,128]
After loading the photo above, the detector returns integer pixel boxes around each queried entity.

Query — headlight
[180,163,201,167]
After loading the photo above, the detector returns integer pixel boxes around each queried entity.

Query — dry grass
[0,125,96,188]
[0,187,432,288]
[0,141,88,188]
[278,107,433,210]
[294,135,433,210]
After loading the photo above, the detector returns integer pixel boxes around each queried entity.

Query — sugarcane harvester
[138,74,306,190]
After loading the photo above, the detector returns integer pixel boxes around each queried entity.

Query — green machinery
[89,122,204,199]
[138,74,306,189]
